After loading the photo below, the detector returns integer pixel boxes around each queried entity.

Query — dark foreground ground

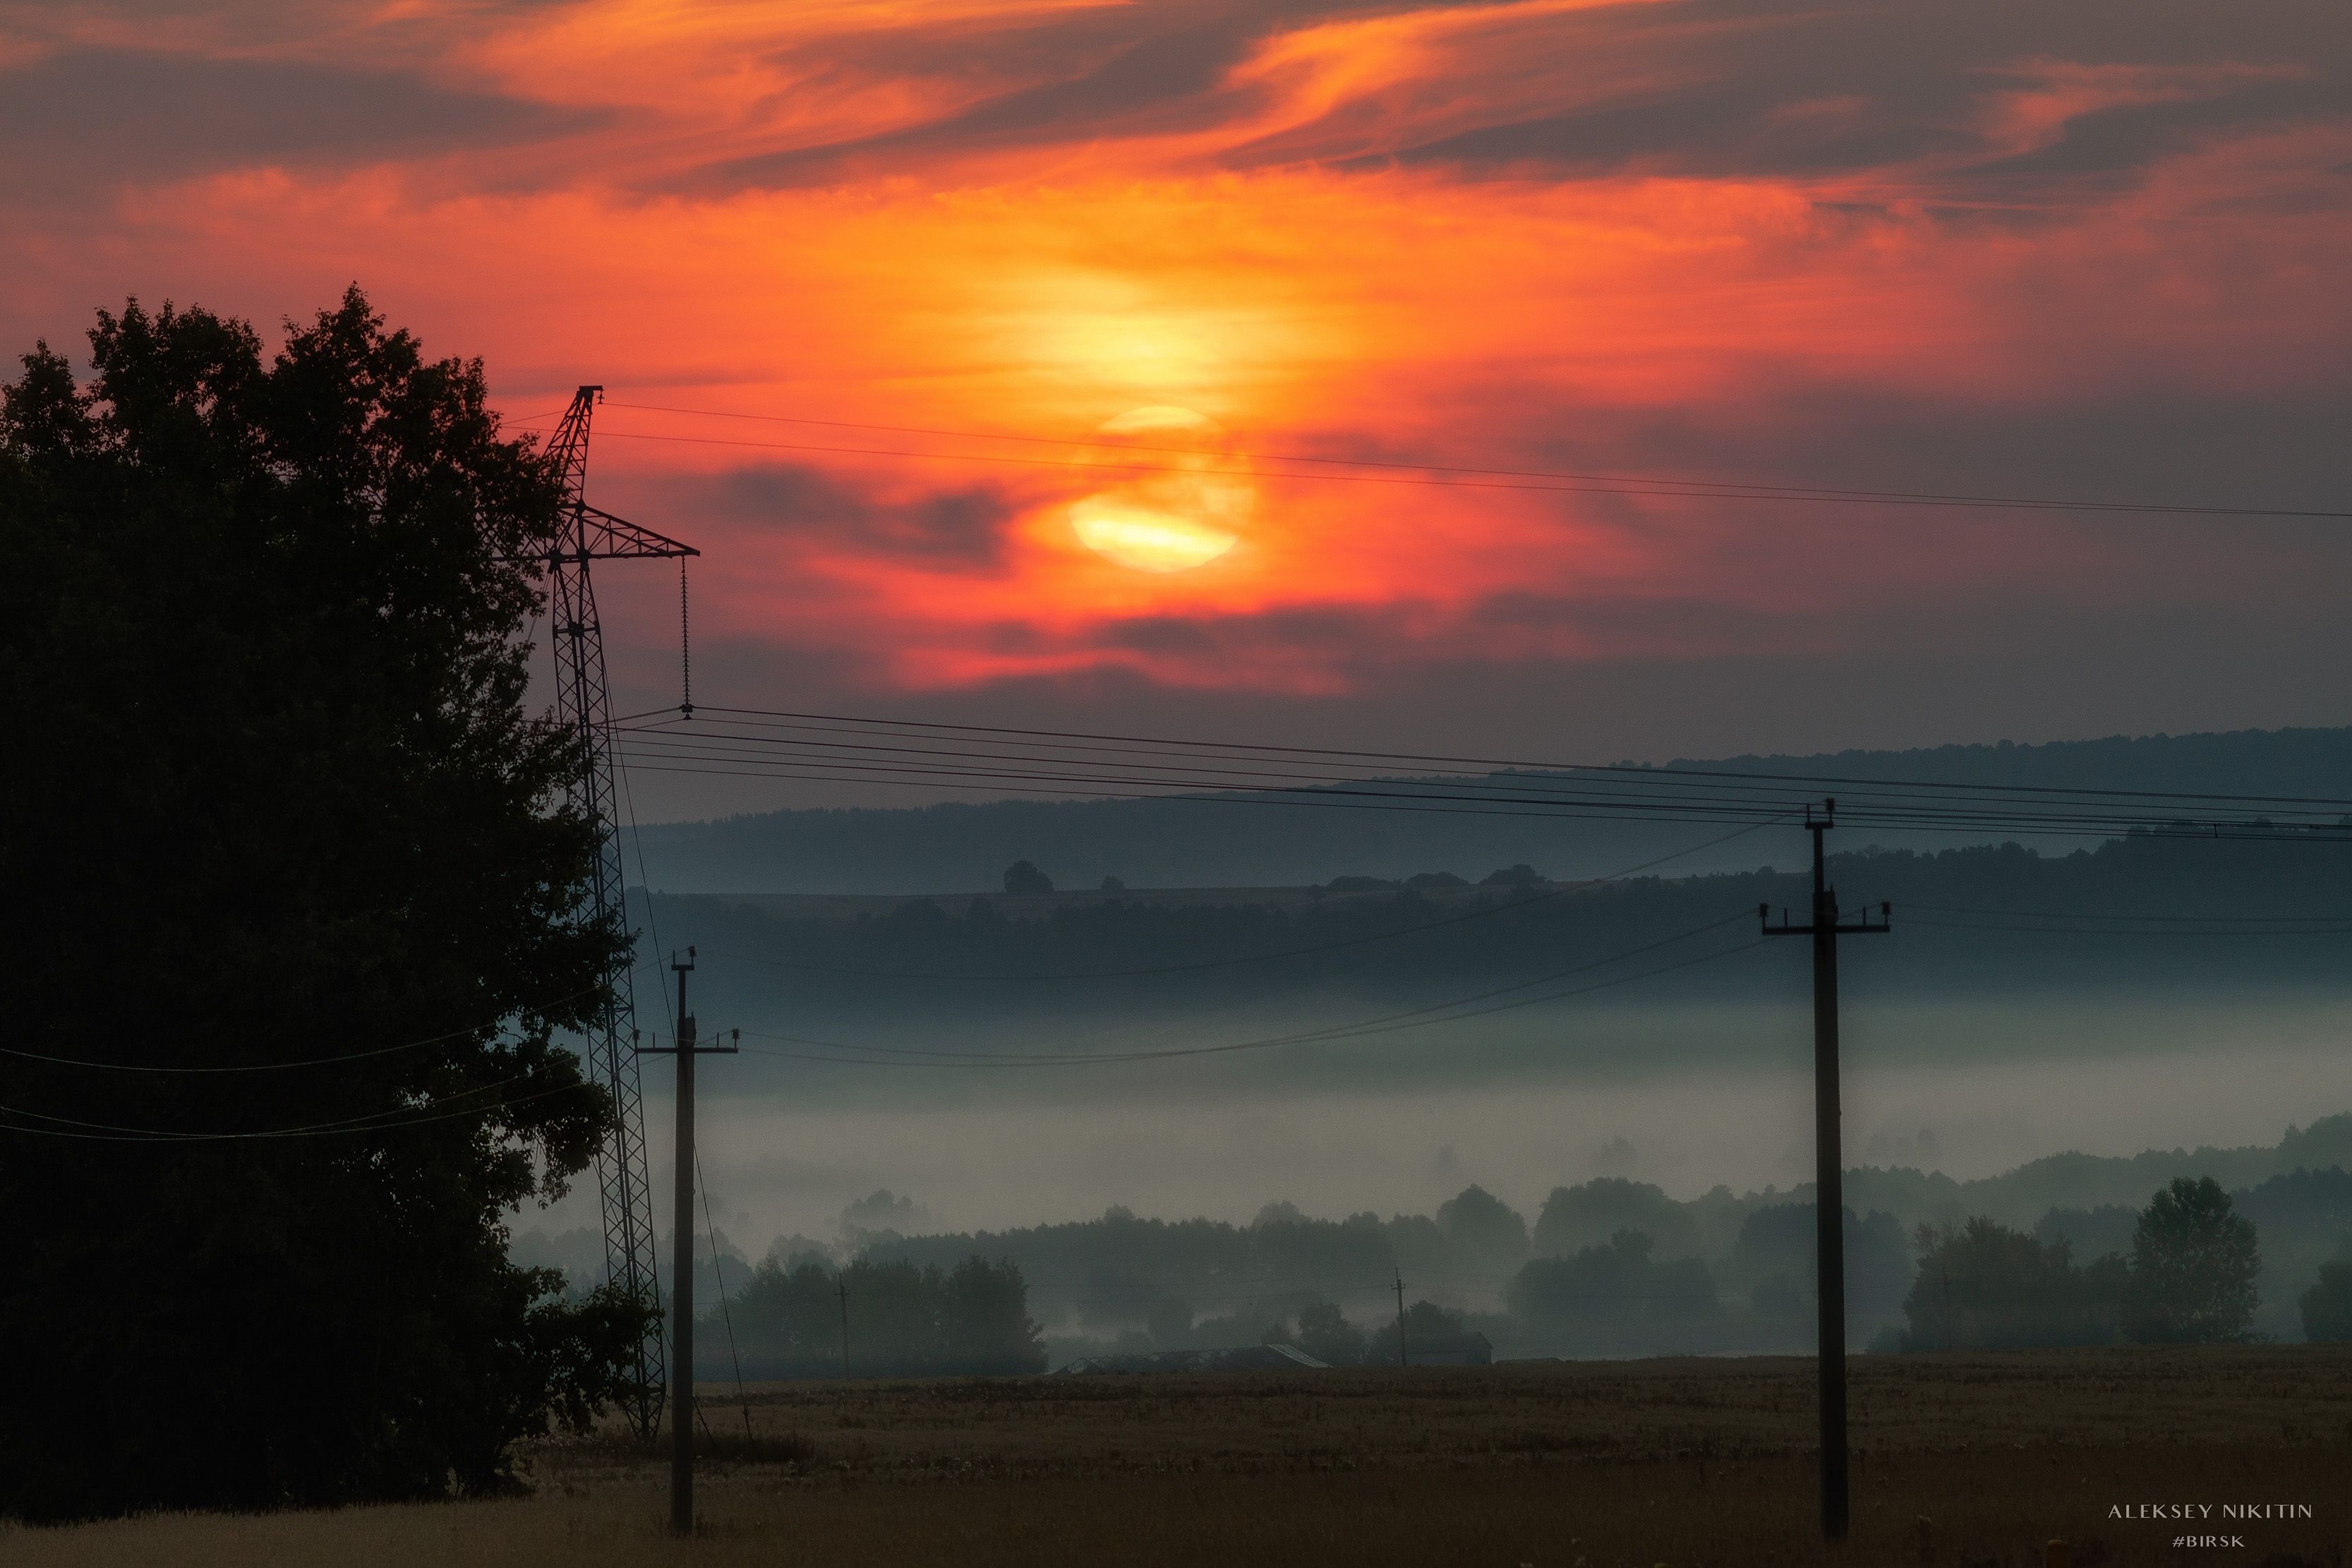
[8,1347,2350,1566]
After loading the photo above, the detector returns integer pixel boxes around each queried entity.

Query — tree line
[807,1121,2352,1365]
[700,1255,1045,1379]
[648,833,2352,1036]
[720,1171,2349,1373]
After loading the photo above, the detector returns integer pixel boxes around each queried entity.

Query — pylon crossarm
[574,504,699,561]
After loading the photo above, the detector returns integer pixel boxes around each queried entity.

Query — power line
[667,706,2352,813]
[613,741,2350,843]
[696,1148,756,1447]
[700,819,1775,982]
[0,1080,588,1143]
[730,929,1768,1069]
[615,727,2332,831]
[615,754,2348,844]
[0,984,610,1074]
[746,914,1745,1060]
[550,401,2348,521]
[1906,915,2352,937]
[1907,902,2352,924]
[611,752,2352,846]
[605,705,2352,843]
[5,958,671,1077]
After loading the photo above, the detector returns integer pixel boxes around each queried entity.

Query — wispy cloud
[1,0,2346,718]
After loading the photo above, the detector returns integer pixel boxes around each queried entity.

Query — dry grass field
[8,1347,2351,1567]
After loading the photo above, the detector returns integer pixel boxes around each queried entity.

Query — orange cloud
[3,0,2348,702]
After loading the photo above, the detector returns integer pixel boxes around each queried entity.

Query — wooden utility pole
[1761,800,1889,1543]
[837,1277,852,1378]
[1392,1268,1409,1368]
[637,947,737,1538]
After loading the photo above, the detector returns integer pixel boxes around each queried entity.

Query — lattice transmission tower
[541,385,696,1440]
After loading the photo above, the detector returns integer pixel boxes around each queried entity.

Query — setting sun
[1067,406,1253,572]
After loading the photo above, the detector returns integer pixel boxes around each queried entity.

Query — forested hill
[642,832,2352,1026]
[631,725,2352,893]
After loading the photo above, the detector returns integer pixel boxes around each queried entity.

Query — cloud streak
[1,0,2346,748]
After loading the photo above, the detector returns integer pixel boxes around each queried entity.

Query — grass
[8,1346,2350,1566]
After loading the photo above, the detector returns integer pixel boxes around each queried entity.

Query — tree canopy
[2300,1258,2352,1343]
[2125,1176,2261,1344]
[0,289,646,1518]
[1900,1219,2127,1351]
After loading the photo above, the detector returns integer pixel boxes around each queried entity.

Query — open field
[9,1349,2351,1567]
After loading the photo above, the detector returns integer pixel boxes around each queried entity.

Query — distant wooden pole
[635,948,735,1538]
[1761,801,1890,1545]
[1392,1268,1409,1368]
[669,953,697,1537]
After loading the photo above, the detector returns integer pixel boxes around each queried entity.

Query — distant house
[1405,1331,1492,1367]
[1056,1343,1329,1375]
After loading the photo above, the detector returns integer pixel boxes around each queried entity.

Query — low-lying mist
[523,1002,2352,1253]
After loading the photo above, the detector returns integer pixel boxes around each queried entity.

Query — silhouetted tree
[1507,1231,1724,1356]
[2034,1205,2137,1267]
[0,291,645,1519]
[2124,1176,2260,1344]
[2231,1167,2352,1340]
[1295,1301,1368,1366]
[725,1258,844,1375]
[1002,859,1054,895]
[1437,1183,1531,1274]
[1373,1298,1480,1363]
[1535,1178,1701,1260]
[1901,1219,2124,1350]
[941,1255,1047,1373]
[1733,1204,1912,1322]
[2299,1259,2352,1342]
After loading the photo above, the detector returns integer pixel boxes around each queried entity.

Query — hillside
[628,725,2352,893]
[639,833,2352,1044]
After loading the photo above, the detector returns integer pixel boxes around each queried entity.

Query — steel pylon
[541,385,696,1441]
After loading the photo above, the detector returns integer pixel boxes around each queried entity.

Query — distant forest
[641,833,2352,1039]
[509,1114,2352,1375]
[631,726,2352,893]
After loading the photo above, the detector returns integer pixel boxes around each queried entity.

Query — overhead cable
[730,929,1768,1069]
[701,820,1778,982]
[517,402,2348,521]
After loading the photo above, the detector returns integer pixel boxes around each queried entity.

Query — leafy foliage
[1001,859,1053,895]
[2298,1258,2352,1342]
[1434,1183,1530,1275]
[1731,1204,1913,1321]
[2125,1176,2261,1343]
[1506,1231,1725,1355]
[0,290,646,1519]
[722,1254,1044,1377]
[1365,1297,1488,1365]
[1900,1219,2126,1351]
[1535,1178,1704,1260]
[1294,1301,1369,1366]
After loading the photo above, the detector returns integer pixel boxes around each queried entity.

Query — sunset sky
[4,0,2348,816]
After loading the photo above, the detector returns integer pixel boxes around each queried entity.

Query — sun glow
[1066,406,1252,573]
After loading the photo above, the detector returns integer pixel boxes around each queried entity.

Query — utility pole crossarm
[1760,901,1893,937]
